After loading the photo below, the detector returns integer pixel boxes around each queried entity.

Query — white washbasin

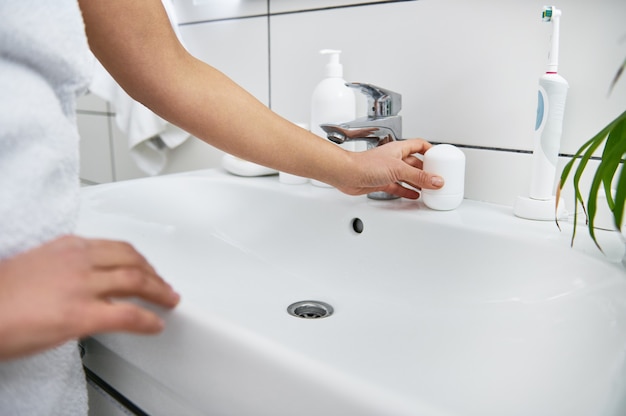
[77,169,626,416]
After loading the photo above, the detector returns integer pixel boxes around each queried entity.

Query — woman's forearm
[78,0,442,197]
[79,0,352,184]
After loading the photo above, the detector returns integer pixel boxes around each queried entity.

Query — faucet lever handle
[346,82,402,117]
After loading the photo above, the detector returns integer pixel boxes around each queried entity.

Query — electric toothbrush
[530,6,569,200]
[514,5,569,220]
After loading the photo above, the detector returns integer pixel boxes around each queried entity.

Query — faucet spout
[320,83,403,149]
[321,116,401,149]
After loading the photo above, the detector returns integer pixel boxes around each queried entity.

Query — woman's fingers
[395,140,444,190]
[403,153,424,170]
[89,267,180,308]
[80,301,166,336]
[383,183,421,199]
[83,238,179,307]
[85,239,156,274]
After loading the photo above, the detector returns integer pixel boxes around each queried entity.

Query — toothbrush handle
[529,73,569,200]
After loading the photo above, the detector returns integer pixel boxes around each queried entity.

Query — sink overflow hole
[287,301,334,319]
[351,218,364,234]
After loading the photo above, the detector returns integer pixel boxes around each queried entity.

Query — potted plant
[556,58,626,252]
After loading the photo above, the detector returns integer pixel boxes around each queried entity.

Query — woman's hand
[0,235,180,361]
[334,138,444,199]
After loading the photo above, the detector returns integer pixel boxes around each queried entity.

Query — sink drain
[287,301,334,319]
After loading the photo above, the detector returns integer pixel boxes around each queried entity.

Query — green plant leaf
[575,111,626,250]
[586,172,602,251]
[570,125,612,245]
[613,158,626,231]
[584,141,622,251]
[603,112,626,231]
[598,114,626,210]
[557,112,625,246]
[557,131,602,234]
[559,132,601,188]
[585,135,625,250]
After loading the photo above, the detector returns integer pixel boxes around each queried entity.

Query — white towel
[89,0,190,176]
[0,1,91,414]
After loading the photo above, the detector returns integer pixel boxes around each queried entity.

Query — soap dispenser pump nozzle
[320,49,343,78]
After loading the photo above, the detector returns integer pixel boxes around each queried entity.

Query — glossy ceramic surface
[77,169,626,416]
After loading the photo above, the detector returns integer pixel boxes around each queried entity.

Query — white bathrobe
[0,1,92,414]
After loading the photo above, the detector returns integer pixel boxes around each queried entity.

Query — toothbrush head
[542,6,561,22]
[542,6,552,21]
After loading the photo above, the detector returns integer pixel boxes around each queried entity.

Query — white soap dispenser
[310,49,356,187]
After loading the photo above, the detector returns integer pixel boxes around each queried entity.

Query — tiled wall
[77,0,626,207]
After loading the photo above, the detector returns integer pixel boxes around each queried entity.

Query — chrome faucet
[321,83,403,200]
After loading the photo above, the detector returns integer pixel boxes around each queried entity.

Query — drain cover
[287,301,334,319]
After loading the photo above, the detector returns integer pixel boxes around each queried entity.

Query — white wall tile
[462,148,529,206]
[270,0,543,148]
[270,0,625,156]
[174,0,267,24]
[77,113,114,183]
[555,0,626,155]
[77,92,109,113]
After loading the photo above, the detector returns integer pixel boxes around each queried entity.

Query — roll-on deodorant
[422,144,465,211]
